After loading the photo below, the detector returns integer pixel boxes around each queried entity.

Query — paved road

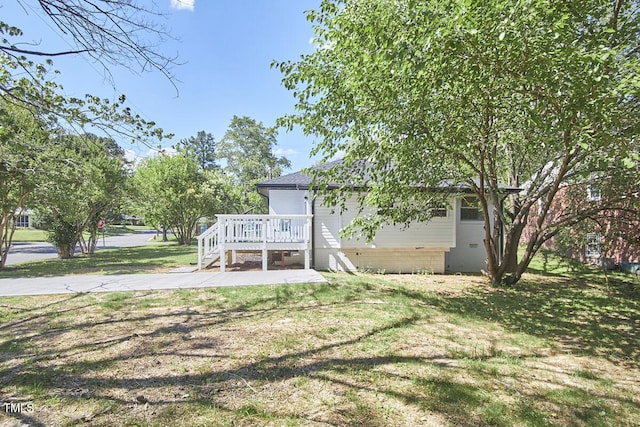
[0,270,328,296]
[5,230,156,266]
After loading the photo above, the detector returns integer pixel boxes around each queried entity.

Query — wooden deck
[197,214,312,271]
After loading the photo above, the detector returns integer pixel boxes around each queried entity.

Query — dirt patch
[208,251,304,272]
[383,273,488,296]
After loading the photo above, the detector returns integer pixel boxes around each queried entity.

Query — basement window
[430,205,448,218]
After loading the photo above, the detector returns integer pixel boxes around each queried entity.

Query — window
[460,197,484,221]
[14,215,30,228]
[585,233,601,258]
[429,205,448,218]
[587,184,601,202]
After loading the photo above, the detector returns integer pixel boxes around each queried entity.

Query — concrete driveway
[1,230,328,297]
[0,269,328,297]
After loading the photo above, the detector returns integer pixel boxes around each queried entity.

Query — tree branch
[0,45,92,56]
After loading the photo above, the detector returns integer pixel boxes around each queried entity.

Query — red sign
[97,218,105,229]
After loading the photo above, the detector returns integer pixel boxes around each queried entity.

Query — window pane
[460,197,483,221]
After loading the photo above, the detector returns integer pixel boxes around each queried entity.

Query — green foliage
[130,154,234,244]
[217,116,292,213]
[0,102,51,268]
[276,0,640,285]
[40,214,77,259]
[0,48,170,145]
[175,130,218,171]
[33,133,129,255]
[0,18,171,268]
[218,115,288,183]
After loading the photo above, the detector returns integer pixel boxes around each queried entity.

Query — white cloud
[274,148,299,157]
[147,146,178,157]
[123,148,140,163]
[171,0,194,11]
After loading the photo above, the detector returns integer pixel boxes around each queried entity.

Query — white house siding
[340,197,455,248]
[445,198,494,273]
[312,195,454,273]
[268,190,309,216]
[313,196,356,271]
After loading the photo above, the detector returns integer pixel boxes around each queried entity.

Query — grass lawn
[0,267,638,426]
[10,225,156,243]
[9,228,48,242]
[0,242,197,277]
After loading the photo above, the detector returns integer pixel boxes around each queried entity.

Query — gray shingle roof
[256,170,314,188]
[256,159,521,193]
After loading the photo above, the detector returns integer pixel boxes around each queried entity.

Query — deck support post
[262,249,268,271]
[219,219,226,273]
[231,250,237,264]
[261,217,268,271]
[304,249,310,270]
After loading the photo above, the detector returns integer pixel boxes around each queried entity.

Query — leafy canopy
[276,0,640,285]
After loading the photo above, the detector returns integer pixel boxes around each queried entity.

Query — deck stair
[197,222,220,269]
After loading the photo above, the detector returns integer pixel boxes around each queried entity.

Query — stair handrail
[197,222,219,270]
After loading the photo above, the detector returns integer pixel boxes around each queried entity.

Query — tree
[34,133,129,258]
[0,101,50,268]
[1,4,173,151]
[1,1,173,265]
[3,1,177,83]
[73,134,129,255]
[538,168,640,263]
[175,131,218,170]
[217,115,291,212]
[276,0,640,285]
[218,116,291,183]
[130,153,231,245]
[38,213,78,259]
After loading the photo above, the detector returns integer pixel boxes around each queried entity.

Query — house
[13,209,34,228]
[522,182,640,267]
[197,163,520,273]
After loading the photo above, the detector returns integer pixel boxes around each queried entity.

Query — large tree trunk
[0,215,17,269]
[56,242,76,259]
[502,222,525,278]
[79,227,99,254]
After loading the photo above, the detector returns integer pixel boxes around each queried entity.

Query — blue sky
[5,0,321,172]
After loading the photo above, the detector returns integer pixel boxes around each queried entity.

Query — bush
[41,215,78,258]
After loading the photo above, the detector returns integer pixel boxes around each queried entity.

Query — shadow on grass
[391,277,640,366]
[1,274,638,426]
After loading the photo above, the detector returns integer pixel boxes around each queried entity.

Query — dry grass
[0,272,638,426]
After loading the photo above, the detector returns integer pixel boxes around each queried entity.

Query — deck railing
[218,214,311,244]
